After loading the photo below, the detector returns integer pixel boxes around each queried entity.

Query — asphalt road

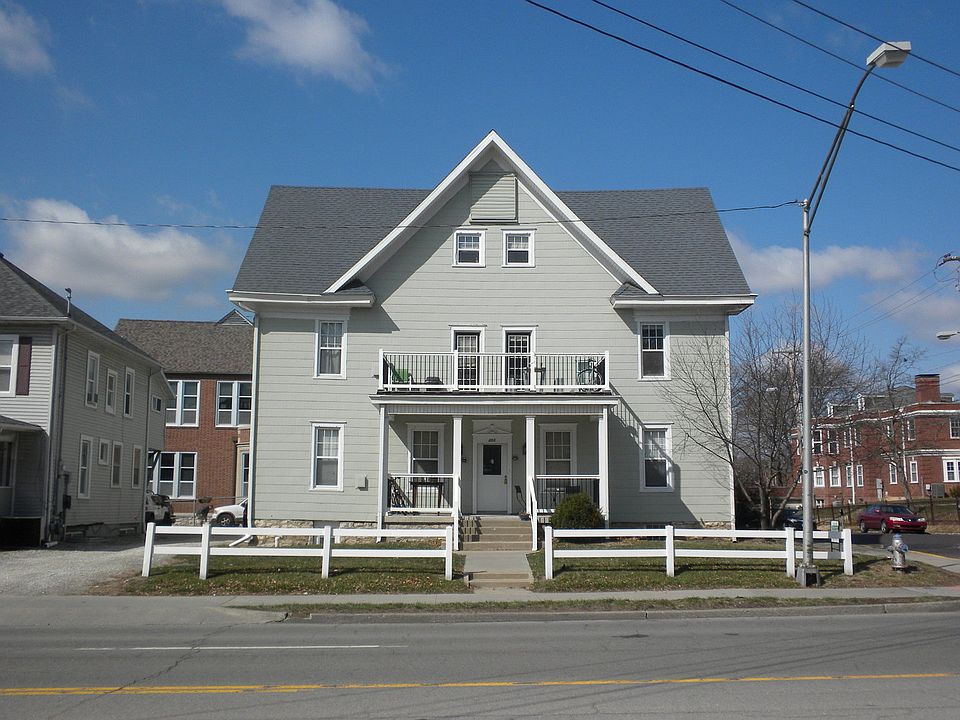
[853,531,960,558]
[1,609,959,719]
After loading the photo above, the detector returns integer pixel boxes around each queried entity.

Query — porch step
[460,515,532,551]
[468,572,532,589]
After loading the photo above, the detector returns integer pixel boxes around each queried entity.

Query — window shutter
[470,173,517,222]
[16,336,31,395]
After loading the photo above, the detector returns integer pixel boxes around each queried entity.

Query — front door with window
[476,442,508,512]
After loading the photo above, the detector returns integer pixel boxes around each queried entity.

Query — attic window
[454,231,484,267]
[470,173,517,222]
[503,231,534,267]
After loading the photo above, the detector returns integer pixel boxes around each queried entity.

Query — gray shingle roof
[0,415,43,432]
[114,319,253,375]
[231,185,752,297]
[0,254,161,365]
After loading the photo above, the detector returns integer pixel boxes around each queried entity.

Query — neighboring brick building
[792,374,960,507]
[115,312,253,513]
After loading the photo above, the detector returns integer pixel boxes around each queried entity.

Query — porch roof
[370,393,619,416]
[0,415,43,433]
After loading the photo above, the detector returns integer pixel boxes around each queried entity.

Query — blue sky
[2,1,959,389]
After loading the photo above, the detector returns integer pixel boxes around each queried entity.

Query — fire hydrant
[888,533,909,571]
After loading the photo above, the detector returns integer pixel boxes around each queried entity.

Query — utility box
[929,483,945,499]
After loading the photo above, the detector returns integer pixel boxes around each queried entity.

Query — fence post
[142,522,156,577]
[842,527,854,576]
[545,525,554,580]
[665,525,675,577]
[785,527,796,577]
[321,525,332,579]
[444,526,453,581]
[199,522,212,580]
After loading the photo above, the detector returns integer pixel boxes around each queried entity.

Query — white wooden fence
[543,526,854,580]
[142,523,454,581]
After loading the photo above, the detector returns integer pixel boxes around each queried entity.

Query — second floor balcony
[379,351,609,393]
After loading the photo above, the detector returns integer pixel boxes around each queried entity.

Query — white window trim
[829,466,841,487]
[943,457,960,483]
[452,228,486,267]
[131,445,143,489]
[813,467,825,488]
[123,367,135,418]
[856,464,864,487]
[950,417,960,440]
[85,351,100,408]
[167,380,200,427]
[407,423,446,474]
[450,326,486,352]
[538,423,578,475]
[152,451,198,499]
[216,380,253,427]
[845,464,853,488]
[111,441,123,488]
[639,424,673,492]
[104,369,118,415]
[78,435,93,499]
[0,335,18,396]
[889,463,898,485]
[98,438,110,466]
[310,422,345,491]
[906,419,916,441]
[638,321,670,381]
[501,228,535,267]
[314,318,348,380]
[909,460,919,484]
[151,394,163,413]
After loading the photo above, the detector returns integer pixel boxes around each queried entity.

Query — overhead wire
[592,0,960,155]
[790,0,960,81]
[717,0,960,115]
[522,1,960,174]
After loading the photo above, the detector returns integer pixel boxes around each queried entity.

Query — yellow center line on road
[1,673,957,698]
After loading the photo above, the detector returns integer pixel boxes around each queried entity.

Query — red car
[857,504,927,533]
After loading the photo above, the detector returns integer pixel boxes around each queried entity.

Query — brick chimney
[915,374,941,403]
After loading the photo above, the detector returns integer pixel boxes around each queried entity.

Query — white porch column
[376,406,389,539]
[525,415,536,516]
[452,415,462,551]
[598,407,610,527]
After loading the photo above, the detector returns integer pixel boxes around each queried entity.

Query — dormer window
[454,230,484,267]
[503,230,534,267]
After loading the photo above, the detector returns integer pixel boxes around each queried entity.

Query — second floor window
[951,416,960,439]
[503,231,534,266]
[0,335,17,394]
[105,369,118,414]
[905,418,916,441]
[826,430,838,455]
[124,368,135,417]
[317,321,344,376]
[889,463,898,485]
[813,468,824,487]
[217,381,252,426]
[639,323,667,379]
[85,351,100,407]
[811,429,822,455]
[829,466,841,487]
[167,380,199,426]
[454,231,484,266]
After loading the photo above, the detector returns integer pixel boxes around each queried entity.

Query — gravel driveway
[0,538,147,595]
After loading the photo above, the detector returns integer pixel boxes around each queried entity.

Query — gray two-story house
[0,254,170,545]
[229,132,754,544]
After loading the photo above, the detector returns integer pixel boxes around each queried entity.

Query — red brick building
[793,374,960,507]
[115,312,253,512]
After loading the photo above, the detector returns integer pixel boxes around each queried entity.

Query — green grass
[115,546,466,596]
[528,539,958,591]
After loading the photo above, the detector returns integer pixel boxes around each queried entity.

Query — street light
[936,331,959,341]
[798,41,911,587]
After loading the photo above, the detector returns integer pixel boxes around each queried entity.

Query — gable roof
[0,253,161,366]
[114,318,254,375]
[231,132,752,300]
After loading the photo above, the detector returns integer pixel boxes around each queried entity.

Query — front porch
[371,394,619,550]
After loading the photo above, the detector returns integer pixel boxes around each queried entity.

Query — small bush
[550,492,605,529]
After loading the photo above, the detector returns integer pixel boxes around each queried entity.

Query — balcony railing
[380,351,609,392]
[387,474,455,513]
[534,475,601,514]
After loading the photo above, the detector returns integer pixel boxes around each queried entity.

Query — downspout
[46,320,75,543]
[246,314,262,527]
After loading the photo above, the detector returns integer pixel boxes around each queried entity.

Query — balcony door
[504,331,532,387]
[454,331,481,389]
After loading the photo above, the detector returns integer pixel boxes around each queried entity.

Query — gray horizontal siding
[0,325,54,431]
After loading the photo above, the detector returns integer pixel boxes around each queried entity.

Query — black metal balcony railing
[380,352,608,392]
[534,475,601,513]
[387,474,454,513]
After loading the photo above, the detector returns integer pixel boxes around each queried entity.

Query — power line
[593,0,960,155]
[523,1,960,174]
[845,268,936,322]
[790,0,960,81]
[718,0,960,115]
[853,281,950,333]
[0,200,799,233]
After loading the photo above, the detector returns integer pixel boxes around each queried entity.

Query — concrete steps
[461,547,533,589]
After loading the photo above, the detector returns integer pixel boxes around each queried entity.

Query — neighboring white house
[229,132,754,538]
[0,254,171,545]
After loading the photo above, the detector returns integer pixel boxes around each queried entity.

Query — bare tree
[667,299,871,528]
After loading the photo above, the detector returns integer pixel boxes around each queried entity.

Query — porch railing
[534,475,601,514]
[387,474,455,513]
[380,351,609,392]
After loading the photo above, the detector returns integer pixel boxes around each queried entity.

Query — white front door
[476,442,508,513]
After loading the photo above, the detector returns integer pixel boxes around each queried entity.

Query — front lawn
[111,547,466,595]
[529,539,958,591]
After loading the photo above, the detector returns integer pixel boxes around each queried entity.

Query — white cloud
[729,233,920,294]
[221,0,385,90]
[4,198,231,301]
[0,2,52,74]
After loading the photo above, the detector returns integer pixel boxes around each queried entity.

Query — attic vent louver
[470,172,517,222]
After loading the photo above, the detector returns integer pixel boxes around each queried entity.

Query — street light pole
[797,41,910,586]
